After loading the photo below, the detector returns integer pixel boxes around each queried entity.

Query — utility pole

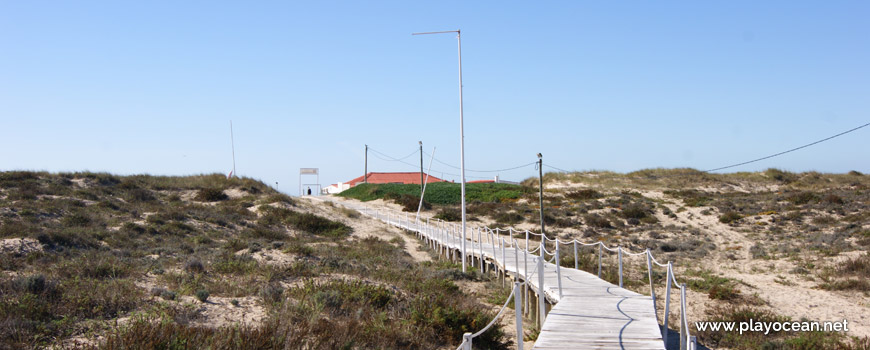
[538,153,545,235]
[419,141,424,194]
[412,29,467,272]
[364,144,368,184]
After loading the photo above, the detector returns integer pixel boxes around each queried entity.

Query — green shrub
[434,208,462,222]
[184,259,206,274]
[195,188,228,202]
[719,211,742,224]
[195,289,210,302]
[620,204,648,220]
[259,284,284,304]
[765,168,797,183]
[583,214,611,228]
[62,213,92,227]
[285,211,351,237]
[494,212,524,225]
[565,189,601,200]
[788,192,819,205]
[14,274,49,294]
[708,284,741,301]
[821,194,844,205]
[386,193,430,212]
[340,182,525,205]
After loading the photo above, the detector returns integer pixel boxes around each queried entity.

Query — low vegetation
[0,172,507,349]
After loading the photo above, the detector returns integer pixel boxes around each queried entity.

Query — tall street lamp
[413,29,468,272]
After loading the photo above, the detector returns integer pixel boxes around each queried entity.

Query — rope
[601,245,620,253]
[649,254,669,268]
[624,250,648,257]
[471,283,517,337]
[362,205,700,346]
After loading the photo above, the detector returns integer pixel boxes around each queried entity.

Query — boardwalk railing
[359,206,697,350]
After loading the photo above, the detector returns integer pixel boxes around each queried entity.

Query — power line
[702,122,870,172]
[366,146,491,180]
[422,151,536,173]
[368,147,418,162]
[543,121,870,176]
[543,164,573,173]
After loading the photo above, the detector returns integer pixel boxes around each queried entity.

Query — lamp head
[537,153,542,159]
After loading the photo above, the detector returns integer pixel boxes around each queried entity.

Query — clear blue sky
[2,1,868,194]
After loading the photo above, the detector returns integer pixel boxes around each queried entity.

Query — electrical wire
[543,121,870,175]
[368,147,419,162]
[422,151,536,173]
[366,147,491,180]
[702,122,870,172]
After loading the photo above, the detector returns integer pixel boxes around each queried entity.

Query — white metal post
[573,240,578,270]
[525,230,529,251]
[680,284,688,350]
[455,30,468,274]
[555,240,563,298]
[514,282,524,350]
[537,257,546,328]
[598,243,602,278]
[462,332,472,350]
[478,227,483,272]
[663,262,673,346]
[618,246,624,288]
[501,238,506,287]
[646,249,657,319]
[523,248,529,316]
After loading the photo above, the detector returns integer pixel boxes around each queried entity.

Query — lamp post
[413,29,467,272]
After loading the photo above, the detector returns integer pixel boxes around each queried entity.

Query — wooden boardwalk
[318,197,668,350]
[434,230,665,349]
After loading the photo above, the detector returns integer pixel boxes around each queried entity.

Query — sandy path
[300,196,431,263]
[306,195,533,349]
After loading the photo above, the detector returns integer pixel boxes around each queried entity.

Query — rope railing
[357,204,696,350]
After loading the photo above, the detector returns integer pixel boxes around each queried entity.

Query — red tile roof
[467,180,495,184]
[346,172,447,186]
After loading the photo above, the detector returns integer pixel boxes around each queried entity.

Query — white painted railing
[360,205,697,350]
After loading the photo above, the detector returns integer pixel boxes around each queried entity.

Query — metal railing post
[477,227,486,272]
[646,249,657,315]
[680,283,688,350]
[523,248,529,316]
[525,230,529,251]
[491,229,498,271]
[663,262,673,346]
[501,238,506,288]
[537,256,546,328]
[618,246,624,288]
[555,240,563,298]
[573,240,578,270]
[514,282,524,350]
[597,243,602,279]
[462,332,472,350]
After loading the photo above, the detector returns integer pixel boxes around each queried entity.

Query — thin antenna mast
[230,120,236,178]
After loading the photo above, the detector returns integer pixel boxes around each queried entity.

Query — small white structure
[323,182,351,194]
